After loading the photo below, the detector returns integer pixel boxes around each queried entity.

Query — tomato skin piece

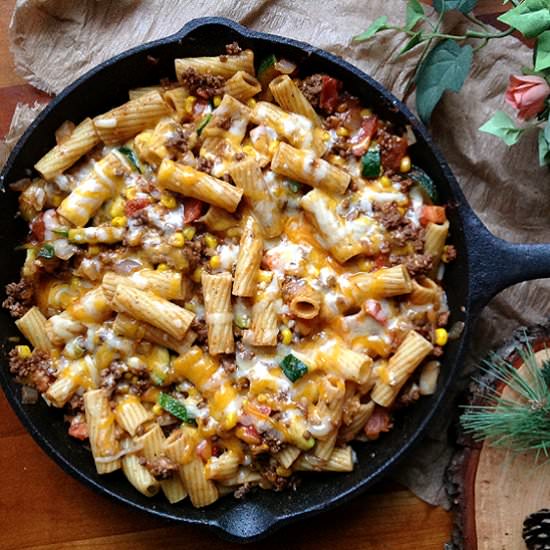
[365,406,393,440]
[364,299,387,324]
[350,116,378,157]
[30,213,45,242]
[420,205,446,226]
[319,76,342,113]
[183,198,204,224]
[125,198,151,217]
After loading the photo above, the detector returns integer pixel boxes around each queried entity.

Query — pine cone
[523,509,550,550]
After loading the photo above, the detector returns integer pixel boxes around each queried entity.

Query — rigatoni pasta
[4,41,455,508]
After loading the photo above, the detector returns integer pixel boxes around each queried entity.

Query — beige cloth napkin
[4,0,550,508]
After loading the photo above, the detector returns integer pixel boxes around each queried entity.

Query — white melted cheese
[217,243,240,270]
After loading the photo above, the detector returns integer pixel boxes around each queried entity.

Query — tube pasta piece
[340,402,376,442]
[111,286,194,341]
[181,458,219,508]
[66,287,112,324]
[45,312,85,346]
[419,360,440,396]
[114,395,152,436]
[157,159,243,213]
[163,87,190,121]
[102,270,188,302]
[201,206,239,233]
[57,152,128,227]
[164,428,195,465]
[46,357,95,407]
[218,468,263,487]
[122,450,160,497]
[15,306,52,351]
[350,265,413,299]
[68,226,125,245]
[272,142,350,195]
[322,446,354,472]
[84,389,121,474]
[224,71,262,102]
[285,280,322,319]
[204,451,240,481]
[175,50,255,80]
[201,272,234,355]
[269,75,321,126]
[202,95,251,146]
[424,220,449,278]
[371,330,434,407]
[244,296,279,347]
[315,339,373,383]
[34,118,100,180]
[128,85,163,100]
[410,277,441,305]
[251,101,325,155]
[93,91,171,145]
[312,430,337,461]
[229,157,284,238]
[233,216,263,297]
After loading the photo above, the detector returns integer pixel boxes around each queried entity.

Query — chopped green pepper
[361,146,381,178]
[196,114,212,136]
[52,227,69,238]
[410,165,439,204]
[118,146,142,173]
[258,54,277,78]
[234,314,250,329]
[280,353,308,383]
[37,243,55,259]
[158,392,196,425]
[288,180,302,193]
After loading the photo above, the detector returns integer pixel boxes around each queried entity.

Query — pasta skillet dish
[3,42,455,507]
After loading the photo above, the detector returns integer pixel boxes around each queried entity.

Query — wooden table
[0,1,451,548]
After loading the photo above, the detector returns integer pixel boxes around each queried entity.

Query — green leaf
[498,0,550,38]
[353,16,389,42]
[479,111,524,146]
[406,0,425,30]
[535,30,550,71]
[433,0,477,14]
[158,393,196,425]
[538,125,550,165]
[398,32,423,56]
[279,354,308,382]
[361,146,381,177]
[415,40,473,124]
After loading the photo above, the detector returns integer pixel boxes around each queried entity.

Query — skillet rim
[0,16,473,542]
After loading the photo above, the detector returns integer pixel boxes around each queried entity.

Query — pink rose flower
[505,75,550,121]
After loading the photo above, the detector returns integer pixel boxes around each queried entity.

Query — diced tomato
[183,198,204,223]
[364,406,393,440]
[68,417,88,440]
[125,198,151,217]
[196,439,212,462]
[320,76,343,113]
[364,299,387,324]
[420,205,446,226]
[211,445,223,458]
[30,213,45,242]
[350,116,378,157]
[381,135,408,171]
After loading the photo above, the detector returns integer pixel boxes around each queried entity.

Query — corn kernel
[125,187,137,200]
[213,95,222,107]
[336,127,349,137]
[281,328,292,345]
[152,403,163,415]
[242,145,256,157]
[160,193,177,209]
[204,234,218,249]
[169,232,185,248]
[16,345,31,359]
[257,270,273,283]
[181,226,195,241]
[88,245,101,256]
[435,328,448,347]
[185,95,197,114]
[184,302,197,312]
[111,216,127,228]
[246,98,257,108]
[400,155,411,173]
[192,267,203,283]
[360,108,372,117]
[380,175,392,188]
[322,131,331,141]
[109,197,125,218]
[51,195,62,207]
[157,263,169,272]
[209,255,221,269]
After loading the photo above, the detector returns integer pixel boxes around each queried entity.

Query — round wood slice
[447,323,550,550]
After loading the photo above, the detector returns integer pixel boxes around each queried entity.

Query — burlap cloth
[2,0,549,509]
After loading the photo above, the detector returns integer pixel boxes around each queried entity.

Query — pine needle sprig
[460,341,550,461]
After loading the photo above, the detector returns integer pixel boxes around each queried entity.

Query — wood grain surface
[0,2,457,548]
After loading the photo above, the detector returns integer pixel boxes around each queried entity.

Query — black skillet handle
[465,210,550,319]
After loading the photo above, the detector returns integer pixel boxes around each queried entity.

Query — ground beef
[373,201,403,231]
[260,464,295,491]
[437,311,450,327]
[377,128,408,172]
[444,244,457,263]
[330,136,353,158]
[298,74,324,108]
[391,223,425,251]
[364,406,393,440]
[215,116,232,130]
[403,253,433,278]
[183,238,204,272]
[3,278,34,319]
[191,318,208,344]
[220,355,236,374]
[8,348,54,392]
[225,41,242,55]
[100,360,127,394]
[234,482,254,499]
[165,127,191,154]
[392,174,414,193]
[396,382,421,408]
[196,156,213,174]
[139,456,178,480]
[178,68,225,99]
[236,340,255,360]
[68,394,85,413]
[262,432,284,453]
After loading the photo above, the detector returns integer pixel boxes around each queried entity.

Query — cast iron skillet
[1,17,550,543]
